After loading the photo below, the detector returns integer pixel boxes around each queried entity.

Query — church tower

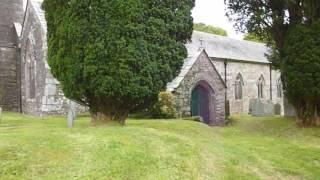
[0,0,24,111]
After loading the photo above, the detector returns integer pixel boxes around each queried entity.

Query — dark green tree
[282,22,320,126]
[43,0,195,125]
[243,32,267,43]
[225,0,320,126]
[194,23,228,36]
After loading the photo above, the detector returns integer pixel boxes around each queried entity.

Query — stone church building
[167,31,286,125]
[0,0,73,115]
[0,0,291,123]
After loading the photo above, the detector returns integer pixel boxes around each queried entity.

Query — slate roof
[186,31,269,64]
[167,49,226,92]
[167,50,203,92]
[167,31,270,91]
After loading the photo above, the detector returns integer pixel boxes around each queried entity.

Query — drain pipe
[224,60,227,99]
[269,65,272,101]
[224,60,229,118]
[19,0,29,113]
[21,0,29,35]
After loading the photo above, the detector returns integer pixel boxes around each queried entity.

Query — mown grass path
[0,113,319,179]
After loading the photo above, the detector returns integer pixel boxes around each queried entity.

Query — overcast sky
[192,0,243,39]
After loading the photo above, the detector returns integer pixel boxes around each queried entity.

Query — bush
[150,91,177,119]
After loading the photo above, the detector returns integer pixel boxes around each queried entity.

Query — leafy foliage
[281,22,320,126]
[43,0,195,123]
[225,0,320,65]
[243,33,267,43]
[150,91,177,119]
[193,23,228,36]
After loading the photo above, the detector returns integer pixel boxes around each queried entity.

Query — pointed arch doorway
[191,81,214,124]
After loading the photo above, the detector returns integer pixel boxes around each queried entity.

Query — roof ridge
[193,30,266,46]
[29,0,47,32]
[188,31,269,63]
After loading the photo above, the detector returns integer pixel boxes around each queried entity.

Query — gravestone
[67,100,76,128]
[249,99,255,114]
[250,99,274,116]
[225,100,230,117]
[0,107,2,122]
[274,103,281,115]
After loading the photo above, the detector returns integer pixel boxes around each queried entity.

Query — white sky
[192,0,243,39]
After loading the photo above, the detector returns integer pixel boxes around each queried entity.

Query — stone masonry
[168,50,227,125]
[0,0,24,111]
[19,0,86,115]
[212,59,284,115]
[1,1,292,119]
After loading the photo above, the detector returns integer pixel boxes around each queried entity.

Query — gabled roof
[167,49,226,92]
[29,0,47,32]
[186,31,269,64]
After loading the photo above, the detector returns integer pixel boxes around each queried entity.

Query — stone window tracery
[277,78,283,98]
[235,73,244,100]
[257,75,265,99]
[25,39,36,99]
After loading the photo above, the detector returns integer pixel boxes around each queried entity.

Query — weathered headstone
[225,100,230,117]
[250,99,274,116]
[249,99,256,114]
[284,97,296,117]
[0,107,2,122]
[67,100,76,128]
[274,103,281,115]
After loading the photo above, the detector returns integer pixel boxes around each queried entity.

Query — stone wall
[0,47,20,111]
[20,0,86,115]
[173,51,226,125]
[0,0,23,111]
[20,1,47,115]
[212,59,284,115]
[0,0,23,46]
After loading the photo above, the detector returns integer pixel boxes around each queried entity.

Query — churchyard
[0,112,319,179]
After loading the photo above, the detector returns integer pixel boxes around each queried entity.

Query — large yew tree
[225,0,320,126]
[43,0,195,124]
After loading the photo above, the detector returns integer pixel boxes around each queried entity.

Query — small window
[29,60,36,99]
[257,75,265,99]
[277,78,283,98]
[25,39,36,99]
[235,73,244,100]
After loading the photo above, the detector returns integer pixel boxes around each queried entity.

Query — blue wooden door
[191,88,199,116]
[191,85,210,124]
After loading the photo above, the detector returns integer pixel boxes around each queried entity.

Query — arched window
[235,73,244,100]
[25,39,36,99]
[257,75,265,99]
[277,78,283,98]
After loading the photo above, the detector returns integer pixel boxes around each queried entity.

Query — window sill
[26,98,36,103]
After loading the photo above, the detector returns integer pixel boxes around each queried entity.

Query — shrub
[150,91,177,119]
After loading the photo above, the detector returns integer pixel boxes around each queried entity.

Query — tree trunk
[315,104,320,126]
[90,110,129,126]
[295,102,320,127]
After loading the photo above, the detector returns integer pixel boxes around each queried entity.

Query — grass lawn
[0,112,319,180]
